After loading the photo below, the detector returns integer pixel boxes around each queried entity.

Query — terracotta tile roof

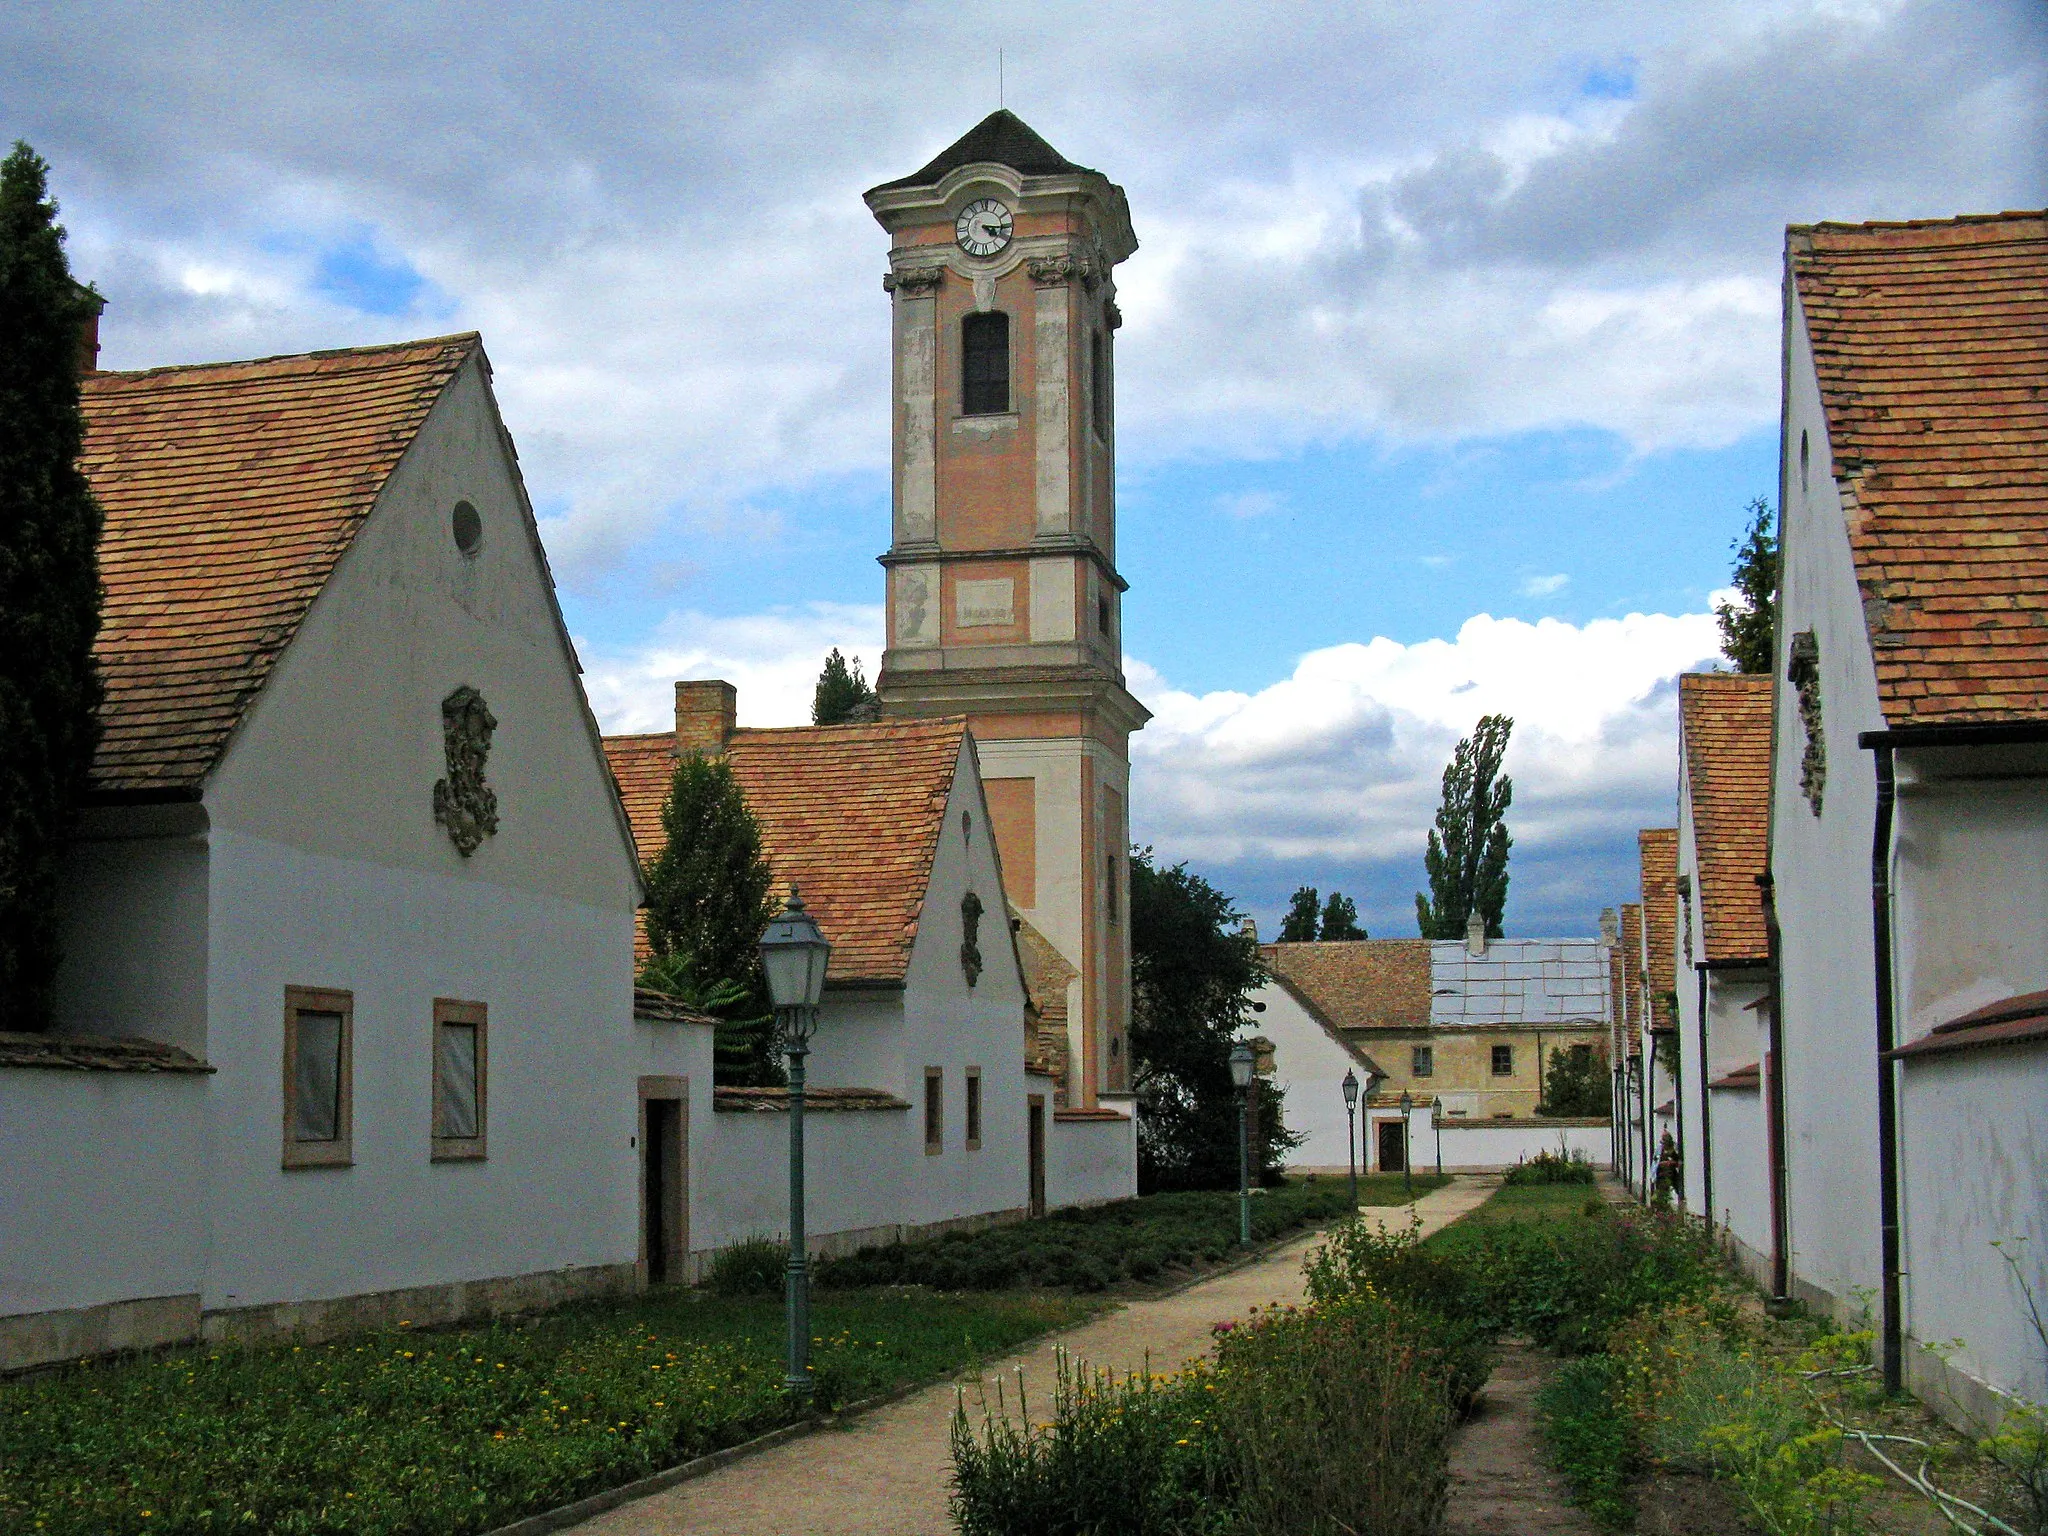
[603,717,970,985]
[1639,831,1677,1031]
[714,1086,911,1113]
[1262,941,1432,1032]
[78,335,478,796]
[1789,212,2048,726]
[1887,988,2048,1062]
[1709,1062,1763,1090]
[1679,674,1773,964]
[1619,902,1643,1052]
[0,1032,211,1073]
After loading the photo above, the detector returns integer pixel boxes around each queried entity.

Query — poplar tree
[0,143,104,1029]
[1716,496,1779,674]
[1415,714,1514,941]
[640,754,782,1084]
[811,648,879,725]
[1278,885,1320,942]
[1318,891,1367,940]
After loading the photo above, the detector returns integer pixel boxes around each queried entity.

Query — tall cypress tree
[1414,714,1514,940]
[811,648,878,725]
[0,143,104,1029]
[1716,496,1779,674]
[639,753,782,1084]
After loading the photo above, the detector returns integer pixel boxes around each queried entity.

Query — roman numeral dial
[954,199,1013,257]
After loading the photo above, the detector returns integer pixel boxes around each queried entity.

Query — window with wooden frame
[964,1067,983,1149]
[1491,1044,1514,1077]
[282,986,353,1169]
[432,999,488,1161]
[1412,1045,1434,1077]
[923,1066,943,1154]
[961,311,1010,415]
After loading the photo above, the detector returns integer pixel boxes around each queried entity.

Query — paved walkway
[571,1178,1496,1536]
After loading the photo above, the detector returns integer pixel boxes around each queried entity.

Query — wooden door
[1377,1120,1405,1174]
[1027,1095,1047,1218]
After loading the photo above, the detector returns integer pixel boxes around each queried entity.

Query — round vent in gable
[452,499,483,556]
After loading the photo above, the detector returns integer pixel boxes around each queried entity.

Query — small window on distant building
[924,1067,944,1154]
[1491,1044,1514,1077]
[962,311,1010,415]
[452,499,482,556]
[965,1067,983,1149]
[432,999,488,1161]
[283,987,353,1169]
[1412,1045,1434,1077]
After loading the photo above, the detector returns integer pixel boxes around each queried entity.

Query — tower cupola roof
[871,109,1093,192]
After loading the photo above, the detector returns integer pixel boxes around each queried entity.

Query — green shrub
[706,1236,787,1297]
[1537,1354,1634,1529]
[1303,1215,1492,1409]
[1503,1146,1598,1186]
[951,1294,1455,1536]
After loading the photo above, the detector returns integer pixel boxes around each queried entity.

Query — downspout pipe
[1870,743,1904,1396]
[1759,872,1792,1307]
[1695,964,1714,1227]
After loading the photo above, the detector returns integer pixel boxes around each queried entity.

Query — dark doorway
[1378,1120,1406,1174]
[1027,1095,1047,1218]
[641,1092,684,1284]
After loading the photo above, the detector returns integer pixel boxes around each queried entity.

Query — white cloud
[1214,489,1287,520]
[1521,572,1570,597]
[1128,609,1723,906]
[579,602,885,734]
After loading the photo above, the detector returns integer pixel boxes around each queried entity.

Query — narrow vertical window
[924,1067,944,1154]
[962,311,1010,415]
[1090,329,1110,437]
[965,1067,983,1149]
[1105,852,1119,925]
[1412,1045,1434,1078]
[282,987,353,1168]
[1491,1044,1515,1077]
[432,999,488,1161]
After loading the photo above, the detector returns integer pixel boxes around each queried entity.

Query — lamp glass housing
[1399,1088,1414,1110]
[759,889,831,1010]
[1340,1069,1359,1109]
[1228,1041,1255,1090]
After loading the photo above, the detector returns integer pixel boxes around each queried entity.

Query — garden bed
[0,1287,1088,1536]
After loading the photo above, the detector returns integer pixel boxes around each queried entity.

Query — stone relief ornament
[960,890,984,988]
[432,685,500,857]
[1027,254,1092,288]
[1787,631,1826,816]
[883,266,945,295]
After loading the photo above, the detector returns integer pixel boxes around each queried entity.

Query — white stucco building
[604,691,1134,1265]
[2,335,684,1371]
[1764,211,2047,1424]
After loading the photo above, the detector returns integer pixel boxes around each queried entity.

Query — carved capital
[883,266,945,296]
[1105,301,1124,331]
[1027,254,1094,289]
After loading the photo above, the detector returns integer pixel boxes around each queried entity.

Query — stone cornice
[877,536,1128,592]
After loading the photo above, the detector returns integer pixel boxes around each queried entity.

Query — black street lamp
[1340,1069,1360,1209]
[1230,1040,1256,1245]
[1398,1088,1415,1202]
[759,887,831,1407]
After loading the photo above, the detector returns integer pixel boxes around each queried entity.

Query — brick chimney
[76,286,105,375]
[1599,907,1618,947]
[673,679,735,756]
[1465,911,1487,957]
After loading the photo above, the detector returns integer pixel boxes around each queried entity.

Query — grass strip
[0,1287,1089,1536]
[1535,1354,1635,1530]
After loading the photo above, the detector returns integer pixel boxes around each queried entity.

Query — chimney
[673,679,736,756]
[1465,911,1487,957]
[1239,917,1258,942]
[76,286,105,375]
[1599,907,1618,947]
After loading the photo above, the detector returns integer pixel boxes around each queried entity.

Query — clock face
[955,198,1013,258]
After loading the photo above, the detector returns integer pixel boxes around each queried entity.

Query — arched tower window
[962,311,1010,415]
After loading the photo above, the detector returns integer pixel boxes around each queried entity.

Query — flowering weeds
[0,1289,1085,1535]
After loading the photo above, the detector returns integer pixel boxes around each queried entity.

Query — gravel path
[1443,1342,1603,1535]
[566,1178,1495,1536]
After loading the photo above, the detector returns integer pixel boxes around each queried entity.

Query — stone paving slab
[568,1178,1495,1536]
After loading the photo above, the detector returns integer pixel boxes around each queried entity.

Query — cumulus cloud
[1129,608,1724,933]
[579,602,885,734]
[1521,573,1570,598]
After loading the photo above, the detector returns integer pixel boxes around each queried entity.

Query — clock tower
[865,112,1148,1107]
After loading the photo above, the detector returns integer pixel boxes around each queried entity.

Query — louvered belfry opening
[961,310,1010,415]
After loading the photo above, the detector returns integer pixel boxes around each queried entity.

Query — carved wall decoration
[1027,254,1094,288]
[1787,631,1826,816]
[433,685,500,857]
[883,267,945,296]
[960,890,984,988]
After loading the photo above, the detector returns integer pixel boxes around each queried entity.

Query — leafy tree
[1538,1044,1612,1117]
[1319,891,1367,941]
[1130,847,1296,1192]
[1715,495,1779,674]
[1278,885,1320,942]
[1415,714,1514,941]
[812,648,879,725]
[641,753,782,1084]
[0,143,104,1030]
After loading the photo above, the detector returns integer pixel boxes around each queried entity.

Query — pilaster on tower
[865,112,1148,1108]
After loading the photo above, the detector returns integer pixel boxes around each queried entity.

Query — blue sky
[11,0,2042,938]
